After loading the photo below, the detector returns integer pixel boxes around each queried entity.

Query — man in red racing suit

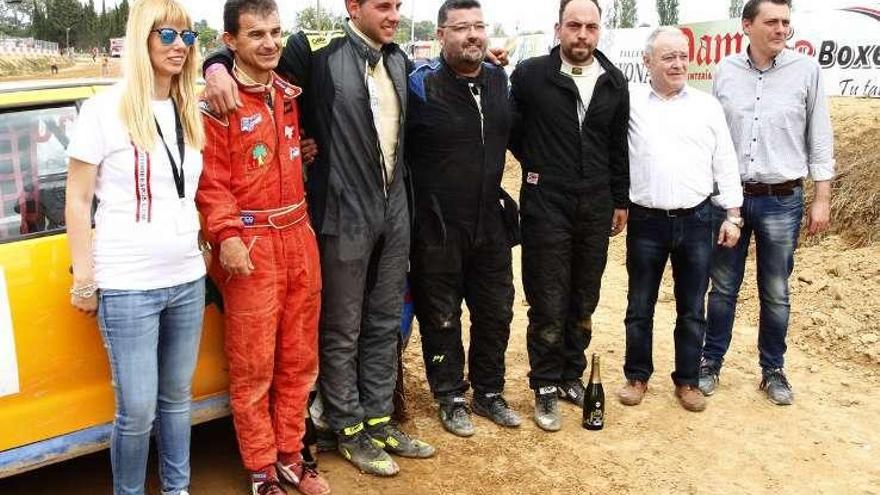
[196,5,326,492]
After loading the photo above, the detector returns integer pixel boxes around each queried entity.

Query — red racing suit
[196,72,321,471]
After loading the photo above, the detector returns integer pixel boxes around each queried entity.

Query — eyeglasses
[152,28,199,47]
[441,23,488,34]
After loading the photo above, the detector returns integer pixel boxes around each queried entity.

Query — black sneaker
[533,386,561,432]
[336,423,399,477]
[438,396,476,437]
[557,380,586,407]
[760,368,794,405]
[366,417,436,458]
[698,359,720,397]
[473,393,522,428]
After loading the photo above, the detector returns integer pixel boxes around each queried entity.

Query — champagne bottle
[582,353,605,430]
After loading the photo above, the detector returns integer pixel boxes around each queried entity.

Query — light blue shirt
[712,49,835,184]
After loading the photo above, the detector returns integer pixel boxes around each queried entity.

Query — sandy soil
[1,98,878,494]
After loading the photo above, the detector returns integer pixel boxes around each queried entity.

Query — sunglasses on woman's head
[152,28,199,47]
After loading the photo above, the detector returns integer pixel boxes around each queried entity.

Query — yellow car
[0,79,228,478]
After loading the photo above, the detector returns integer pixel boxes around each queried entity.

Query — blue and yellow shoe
[365,417,436,458]
[336,423,399,477]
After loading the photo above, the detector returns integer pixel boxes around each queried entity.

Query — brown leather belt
[241,200,308,230]
[742,179,803,197]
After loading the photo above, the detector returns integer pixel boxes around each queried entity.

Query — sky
[92,0,874,33]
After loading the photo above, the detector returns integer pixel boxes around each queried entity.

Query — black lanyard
[154,99,186,199]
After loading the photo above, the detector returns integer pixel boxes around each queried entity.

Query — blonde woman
[65,1,206,494]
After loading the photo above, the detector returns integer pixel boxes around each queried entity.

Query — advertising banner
[598,6,879,97]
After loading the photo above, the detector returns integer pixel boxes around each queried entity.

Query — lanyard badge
[155,99,186,200]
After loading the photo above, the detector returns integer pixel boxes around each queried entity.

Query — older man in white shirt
[617,27,743,412]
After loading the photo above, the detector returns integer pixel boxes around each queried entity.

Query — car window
[0,103,78,241]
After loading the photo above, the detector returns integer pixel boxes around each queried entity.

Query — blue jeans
[97,278,205,495]
[703,188,804,371]
[624,201,714,386]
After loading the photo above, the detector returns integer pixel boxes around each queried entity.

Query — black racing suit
[406,58,517,400]
[509,46,630,390]
[206,24,412,431]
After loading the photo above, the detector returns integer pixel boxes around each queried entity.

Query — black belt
[742,179,803,197]
[630,198,710,218]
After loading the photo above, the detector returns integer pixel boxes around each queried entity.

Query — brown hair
[742,0,791,22]
[559,0,602,22]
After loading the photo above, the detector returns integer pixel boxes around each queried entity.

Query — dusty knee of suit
[529,323,564,346]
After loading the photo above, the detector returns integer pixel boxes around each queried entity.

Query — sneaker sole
[472,406,522,428]
[338,448,400,477]
[534,418,562,432]
[766,395,794,406]
[441,423,476,437]
[275,464,332,495]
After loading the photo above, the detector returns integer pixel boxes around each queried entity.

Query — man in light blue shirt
[700,0,835,405]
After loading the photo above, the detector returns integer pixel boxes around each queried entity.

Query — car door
[0,87,228,464]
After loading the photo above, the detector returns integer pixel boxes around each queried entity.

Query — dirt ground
[0,57,121,82]
[1,92,879,494]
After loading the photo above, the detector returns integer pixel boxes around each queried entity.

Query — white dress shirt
[628,84,743,211]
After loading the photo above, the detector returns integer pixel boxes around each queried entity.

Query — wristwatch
[198,237,212,254]
[725,216,745,228]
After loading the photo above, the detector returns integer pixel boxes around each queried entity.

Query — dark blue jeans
[624,201,714,386]
[703,188,804,371]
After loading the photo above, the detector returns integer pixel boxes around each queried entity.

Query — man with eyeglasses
[509,0,630,431]
[407,0,521,438]
[617,27,743,413]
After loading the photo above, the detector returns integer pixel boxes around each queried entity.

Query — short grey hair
[644,26,687,56]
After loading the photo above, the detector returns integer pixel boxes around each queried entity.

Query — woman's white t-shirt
[67,85,206,290]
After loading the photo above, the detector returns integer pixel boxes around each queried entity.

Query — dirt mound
[805,98,880,247]
[0,55,73,78]
[728,237,880,377]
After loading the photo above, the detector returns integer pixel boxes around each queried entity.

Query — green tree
[0,0,35,37]
[42,0,84,52]
[194,19,220,53]
[491,22,506,37]
[655,0,679,26]
[729,0,744,18]
[295,6,344,31]
[610,0,638,28]
[414,20,435,41]
[393,17,435,43]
